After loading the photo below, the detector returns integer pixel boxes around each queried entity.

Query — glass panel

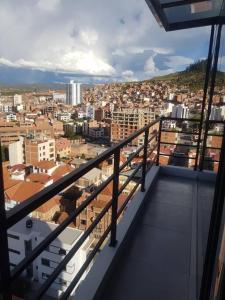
[164,0,223,23]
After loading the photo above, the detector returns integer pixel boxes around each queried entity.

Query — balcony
[0,116,224,300]
[74,165,216,300]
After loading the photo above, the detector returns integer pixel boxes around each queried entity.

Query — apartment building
[9,137,25,166]
[8,218,92,298]
[55,138,71,159]
[111,108,155,146]
[25,139,56,165]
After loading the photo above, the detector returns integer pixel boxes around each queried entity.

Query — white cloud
[165,56,194,68]
[79,29,99,46]
[122,70,138,81]
[112,49,126,56]
[37,0,61,11]
[0,0,210,82]
[0,51,115,76]
[144,54,158,74]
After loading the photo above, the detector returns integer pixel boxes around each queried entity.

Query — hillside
[151,60,225,90]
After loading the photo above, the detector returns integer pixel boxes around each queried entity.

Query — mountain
[0,64,111,88]
[151,59,225,90]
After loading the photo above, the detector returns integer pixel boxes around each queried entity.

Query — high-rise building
[13,94,22,106]
[66,80,82,106]
[111,108,155,146]
[210,105,223,121]
[171,104,189,119]
[25,138,56,164]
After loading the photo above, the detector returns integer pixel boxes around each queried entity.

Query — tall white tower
[66,80,82,106]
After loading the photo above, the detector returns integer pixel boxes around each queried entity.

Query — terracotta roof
[33,160,56,169]
[51,164,73,182]
[36,196,60,213]
[26,173,51,184]
[4,179,23,190]
[11,164,26,172]
[5,181,43,202]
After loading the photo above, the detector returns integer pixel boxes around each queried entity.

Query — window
[8,233,19,240]
[81,219,87,225]
[42,273,50,280]
[41,258,50,267]
[59,248,67,256]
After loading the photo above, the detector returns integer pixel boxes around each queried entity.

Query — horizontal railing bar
[161,117,201,122]
[160,141,198,147]
[205,146,222,150]
[161,129,200,134]
[119,145,145,172]
[117,178,141,218]
[118,164,143,196]
[10,175,114,281]
[207,133,224,137]
[35,200,112,299]
[159,153,196,160]
[60,224,112,300]
[208,120,225,124]
[119,132,158,172]
[147,131,158,144]
[6,119,160,228]
[147,144,158,157]
[203,158,220,162]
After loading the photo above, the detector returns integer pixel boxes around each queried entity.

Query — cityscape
[1,1,225,300]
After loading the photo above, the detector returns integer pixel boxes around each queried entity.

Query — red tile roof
[5,181,43,202]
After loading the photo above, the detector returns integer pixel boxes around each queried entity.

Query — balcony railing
[0,117,224,299]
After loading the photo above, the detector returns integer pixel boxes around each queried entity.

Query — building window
[81,219,87,225]
[8,233,19,240]
[41,258,50,267]
[59,248,67,256]
[42,272,50,280]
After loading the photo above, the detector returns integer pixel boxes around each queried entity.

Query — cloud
[0,0,210,83]
[37,0,61,11]
[165,56,194,69]
[0,51,115,76]
[122,70,138,81]
[144,54,158,74]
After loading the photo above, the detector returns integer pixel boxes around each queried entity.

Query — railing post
[141,128,149,192]
[0,143,12,300]
[156,118,162,166]
[200,24,222,171]
[110,147,120,247]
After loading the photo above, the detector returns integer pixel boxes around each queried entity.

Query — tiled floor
[99,175,215,300]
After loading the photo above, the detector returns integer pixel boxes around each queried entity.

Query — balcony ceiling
[145,0,225,31]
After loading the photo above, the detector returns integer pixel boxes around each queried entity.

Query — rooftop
[9,217,83,246]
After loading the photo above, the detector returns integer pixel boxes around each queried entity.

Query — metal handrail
[0,118,161,299]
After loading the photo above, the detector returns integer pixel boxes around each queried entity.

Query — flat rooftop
[8,217,82,245]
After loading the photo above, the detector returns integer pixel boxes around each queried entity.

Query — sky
[0,0,211,84]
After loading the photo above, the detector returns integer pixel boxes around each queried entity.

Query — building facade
[66,81,82,106]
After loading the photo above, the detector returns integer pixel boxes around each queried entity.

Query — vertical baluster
[110,148,120,247]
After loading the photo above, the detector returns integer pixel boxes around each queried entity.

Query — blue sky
[0,0,211,83]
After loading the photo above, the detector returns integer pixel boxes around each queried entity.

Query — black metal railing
[0,119,159,300]
[0,116,224,299]
[156,117,225,171]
